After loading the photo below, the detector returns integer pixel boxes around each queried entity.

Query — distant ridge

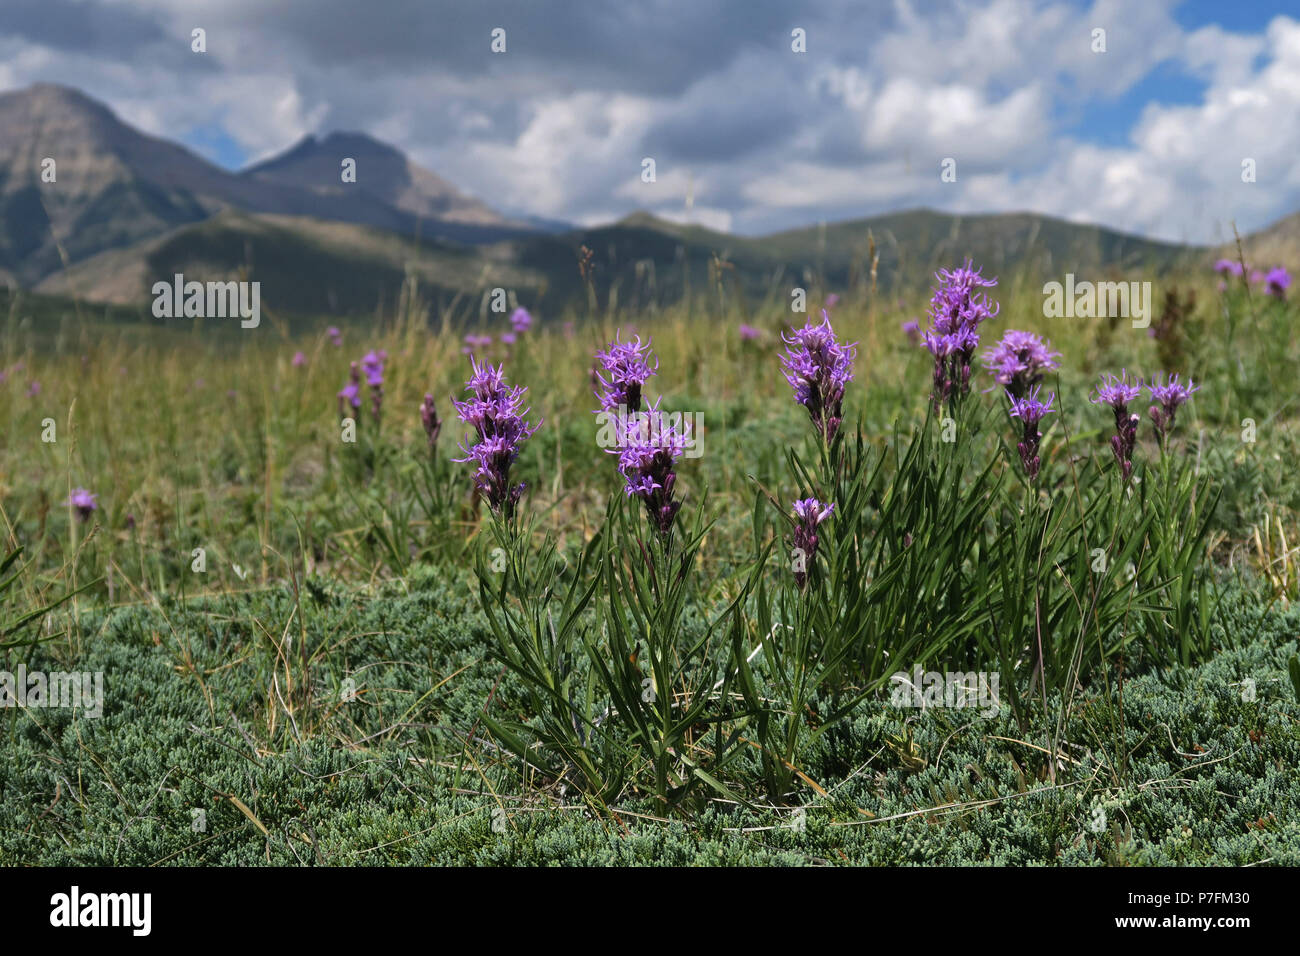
[243,131,510,227]
[0,83,538,288]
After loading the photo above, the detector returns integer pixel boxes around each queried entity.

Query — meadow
[2,258,1299,865]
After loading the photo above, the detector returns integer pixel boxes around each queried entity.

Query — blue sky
[2,0,1298,241]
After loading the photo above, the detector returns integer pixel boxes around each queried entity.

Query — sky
[1,0,1297,243]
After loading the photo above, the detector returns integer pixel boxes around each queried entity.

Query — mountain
[0,83,533,288]
[243,132,508,227]
[34,205,1205,318]
[1227,210,1300,268]
[36,209,550,315]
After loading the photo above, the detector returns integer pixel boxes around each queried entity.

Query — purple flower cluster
[594,333,658,414]
[1216,260,1290,299]
[791,497,834,589]
[1007,386,1055,480]
[1147,373,1199,441]
[420,393,442,451]
[462,333,492,355]
[982,330,1060,398]
[738,323,761,342]
[327,326,343,347]
[337,351,386,421]
[921,261,999,407]
[1265,266,1290,300]
[780,311,857,442]
[68,488,98,522]
[452,358,539,519]
[361,350,386,421]
[337,362,361,418]
[610,401,689,537]
[1091,371,1143,480]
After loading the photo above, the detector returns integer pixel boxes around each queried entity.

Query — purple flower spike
[791,497,834,589]
[361,350,387,422]
[360,350,386,385]
[922,260,999,407]
[780,310,857,442]
[68,488,98,522]
[452,358,539,519]
[1265,267,1290,300]
[1147,372,1199,441]
[420,393,442,450]
[738,323,761,342]
[337,362,362,418]
[982,330,1060,398]
[609,399,689,538]
[1091,370,1143,480]
[901,319,921,346]
[292,350,307,368]
[594,333,658,414]
[1213,259,1245,279]
[1007,386,1055,480]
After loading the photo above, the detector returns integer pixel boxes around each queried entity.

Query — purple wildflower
[608,399,689,538]
[26,381,40,397]
[327,326,343,347]
[982,330,1060,398]
[791,498,834,590]
[1091,370,1143,481]
[337,362,361,418]
[1214,259,1245,278]
[358,351,386,422]
[1006,386,1055,480]
[510,307,533,334]
[901,319,921,346]
[921,260,999,407]
[824,294,840,310]
[360,350,385,385]
[461,333,492,356]
[68,488,98,522]
[738,323,761,342]
[1147,373,1199,441]
[452,358,539,519]
[1265,266,1290,300]
[780,310,857,442]
[594,333,658,414]
[292,351,307,368]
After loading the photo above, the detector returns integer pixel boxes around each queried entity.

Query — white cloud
[457,92,658,217]
[993,15,1300,242]
[2,0,1299,244]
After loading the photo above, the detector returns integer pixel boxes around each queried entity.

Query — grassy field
[2,260,1299,864]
